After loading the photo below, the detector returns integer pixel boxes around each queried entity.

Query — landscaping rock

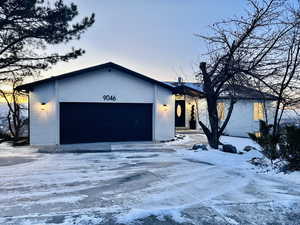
[222,144,237,154]
[244,145,257,152]
[192,144,208,151]
[175,134,185,140]
[249,157,268,167]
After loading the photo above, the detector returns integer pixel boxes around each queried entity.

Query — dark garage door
[60,103,153,144]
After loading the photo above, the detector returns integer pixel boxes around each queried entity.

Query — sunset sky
[41,1,247,82]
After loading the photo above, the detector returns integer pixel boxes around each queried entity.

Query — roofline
[219,96,277,101]
[173,86,205,97]
[168,82,277,101]
[16,62,175,92]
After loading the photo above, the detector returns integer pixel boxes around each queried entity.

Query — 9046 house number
[103,95,117,101]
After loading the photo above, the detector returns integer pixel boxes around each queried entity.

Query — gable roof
[165,82,277,101]
[164,81,205,97]
[218,85,277,101]
[16,62,174,92]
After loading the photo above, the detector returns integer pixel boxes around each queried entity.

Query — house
[16,62,276,146]
[16,62,177,146]
[166,81,277,137]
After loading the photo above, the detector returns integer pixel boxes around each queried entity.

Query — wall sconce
[162,104,168,111]
[40,102,47,111]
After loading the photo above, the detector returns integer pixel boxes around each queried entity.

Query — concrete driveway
[0,134,299,225]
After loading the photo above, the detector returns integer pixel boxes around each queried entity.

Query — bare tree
[262,24,300,136]
[196,0,294,148]
[0,77,27,141]
[0,0,95,142]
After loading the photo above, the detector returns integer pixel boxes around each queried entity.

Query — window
[176,104,182,117]
[255,132,262,137]
[253,102,264,121]
[217,102,225,120]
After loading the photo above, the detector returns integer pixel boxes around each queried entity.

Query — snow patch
[21,214,103,225]
[165,134,191,146]
[35,195,88,205]
[220,135,261,151]
[60,214,103,225]
[116,207,189,224]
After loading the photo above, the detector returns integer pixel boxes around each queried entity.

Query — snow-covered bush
[248,121,280,161]
[249,121,300,171]
[280,125,300,170]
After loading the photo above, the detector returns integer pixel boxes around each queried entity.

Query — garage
[16,62,175,146]
[60,102,153,144]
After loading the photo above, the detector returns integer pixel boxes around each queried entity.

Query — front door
[175,100,185,127]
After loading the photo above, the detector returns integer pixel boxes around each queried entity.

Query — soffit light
[162,104,168,111]
[41,102,47,111]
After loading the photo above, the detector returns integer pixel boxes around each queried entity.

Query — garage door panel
[60,103,153,144]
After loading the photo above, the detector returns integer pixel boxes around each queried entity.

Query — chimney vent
[178,77,183,86]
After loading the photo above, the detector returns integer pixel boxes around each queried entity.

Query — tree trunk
[207,132,219,149]
[200,62,220,149]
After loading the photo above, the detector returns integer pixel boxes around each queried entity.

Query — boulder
[248,157,268,167]
[192,144,208,151]
[244,145,257,152]
[176,134,185,140]
[222,144,237,154]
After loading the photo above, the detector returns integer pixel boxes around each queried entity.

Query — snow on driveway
[0,134,299,225]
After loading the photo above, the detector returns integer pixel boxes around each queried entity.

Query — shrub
[0,130,11,143]
[248,120,280,161]
[281,125,300,170]
[249,121,300,171]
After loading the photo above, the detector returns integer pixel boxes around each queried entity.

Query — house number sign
[103,95,117,101]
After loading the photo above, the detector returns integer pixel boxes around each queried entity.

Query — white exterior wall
[154,86,175,141]
[222,100,258,137]
[221,99,275,137]
[29,82,58,145]
[195,98,275,137]
[29,68,175,145]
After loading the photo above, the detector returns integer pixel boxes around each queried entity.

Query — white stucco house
[166,82,276,137]
[16,62,276,146]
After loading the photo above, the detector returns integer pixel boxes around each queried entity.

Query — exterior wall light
[162,104,168,111]
[40,102,47,111]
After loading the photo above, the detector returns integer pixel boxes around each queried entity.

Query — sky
[40,0,247,82]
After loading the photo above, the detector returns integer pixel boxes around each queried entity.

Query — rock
[248,157,268,167]
[222,144,237,154]
[244,145,257,152]
[192,144,208,151]
[176,134,185,140]
[238,151,244,155]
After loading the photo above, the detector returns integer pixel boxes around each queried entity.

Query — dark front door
[175,100,185,127]
[60,103,153,144]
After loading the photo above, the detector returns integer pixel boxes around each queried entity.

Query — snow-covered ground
[0,134,299,225]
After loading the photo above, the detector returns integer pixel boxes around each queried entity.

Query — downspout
[54,80,60,147]
[153,84,158,142]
